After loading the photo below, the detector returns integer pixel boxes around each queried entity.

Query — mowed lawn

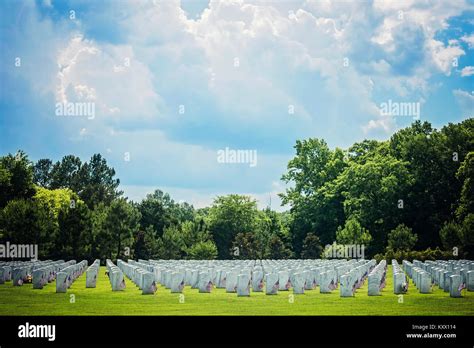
[0,266,473,316]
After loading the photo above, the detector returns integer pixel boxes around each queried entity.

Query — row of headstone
[339,260,375,297]
[140,258,374,296]
[56,260,88,293]
[3,258,474,300]
[32,263,58,289]
[105,259,126,291]
[425,260,474,297]
[403,259,474,297]
[0,265,12,284]
[0,260,76,287]
[86,260,100,288]
[392,260,408,294]
[368,260,386,296]
[411,265,431,294]
[117,260,157,294]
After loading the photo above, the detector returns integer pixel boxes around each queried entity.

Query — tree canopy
[0,119,472,261]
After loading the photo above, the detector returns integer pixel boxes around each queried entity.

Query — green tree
[439,221,462,251]
[0,151,35,208]
[266,235,293,259]
[181,220,213,251]
[280,139,347,255]
[158,225,185,259]
[386,224,417,251]
[460,214,474,258]
[49,154,122,208]
[207,195,259,259]
[187,240,218,260]
[456,152,474,220]
[90,203,113,260]
[49,155,83,192]
[232,232,261,259]
[134,226,161,260]
[34,186,84,259]
[105,198,141,260]
[33,158,53,188]
[57,199,91,260]
[79,154,122,208]
[0,198,56,258]
[301,233,323,259]
[34,186,76,218]
[138,189,191,237]
[334,152,411,253]
[388,120,473,250]
[255,208,292,257]
[336,216,372,245]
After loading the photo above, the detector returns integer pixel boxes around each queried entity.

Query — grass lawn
[0,265,472,316]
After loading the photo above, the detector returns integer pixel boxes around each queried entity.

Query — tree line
[0,119,472,262]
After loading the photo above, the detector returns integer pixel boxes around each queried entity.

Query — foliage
[374,247,454,264]
[0,198,57,258]
[134,226,161,260]
[158,225,185,259]
[0,119,472,261]
[38,154,122,208]
[57,200,91,260]
[301,233,323,259]
[138,189,194,238]
[266,235,293,259]
[439,221,463,251]
[105,198,141,260]
[456,151,474,219]
[0,151,35,208]
[187,240,218,260]
[280,139,347,255]
[207,195,259,259]
[335,216,372,246]
[387,224,418,252]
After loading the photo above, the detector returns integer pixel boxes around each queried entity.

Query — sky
[0,0,473,211]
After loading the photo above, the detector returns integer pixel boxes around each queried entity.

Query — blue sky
[0,0,473,210]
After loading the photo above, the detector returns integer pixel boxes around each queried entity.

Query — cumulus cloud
[461,66,474,76]
[1,0,473,206]
[45,0,471,139]
[461,33,474,49]
[56,34,164,123]
[427,39,465,76]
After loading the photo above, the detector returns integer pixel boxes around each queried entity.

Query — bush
[387,224,417,252]
[301,233,323,259]
[336,216,372,245]
[439,221,462,250]
[375,247,454,263]
[187,240,218,260]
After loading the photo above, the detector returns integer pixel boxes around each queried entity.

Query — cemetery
[0,258,473,316]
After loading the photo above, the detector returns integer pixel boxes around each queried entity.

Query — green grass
[0,266,473,315]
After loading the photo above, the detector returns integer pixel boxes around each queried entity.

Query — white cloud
[461,33,474,49]
[453,89,474,118]
[427,39,465,76]
[56,34,164,122]
[461,66,474,77]
[58,0,468,139]
[3,0,473,204]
